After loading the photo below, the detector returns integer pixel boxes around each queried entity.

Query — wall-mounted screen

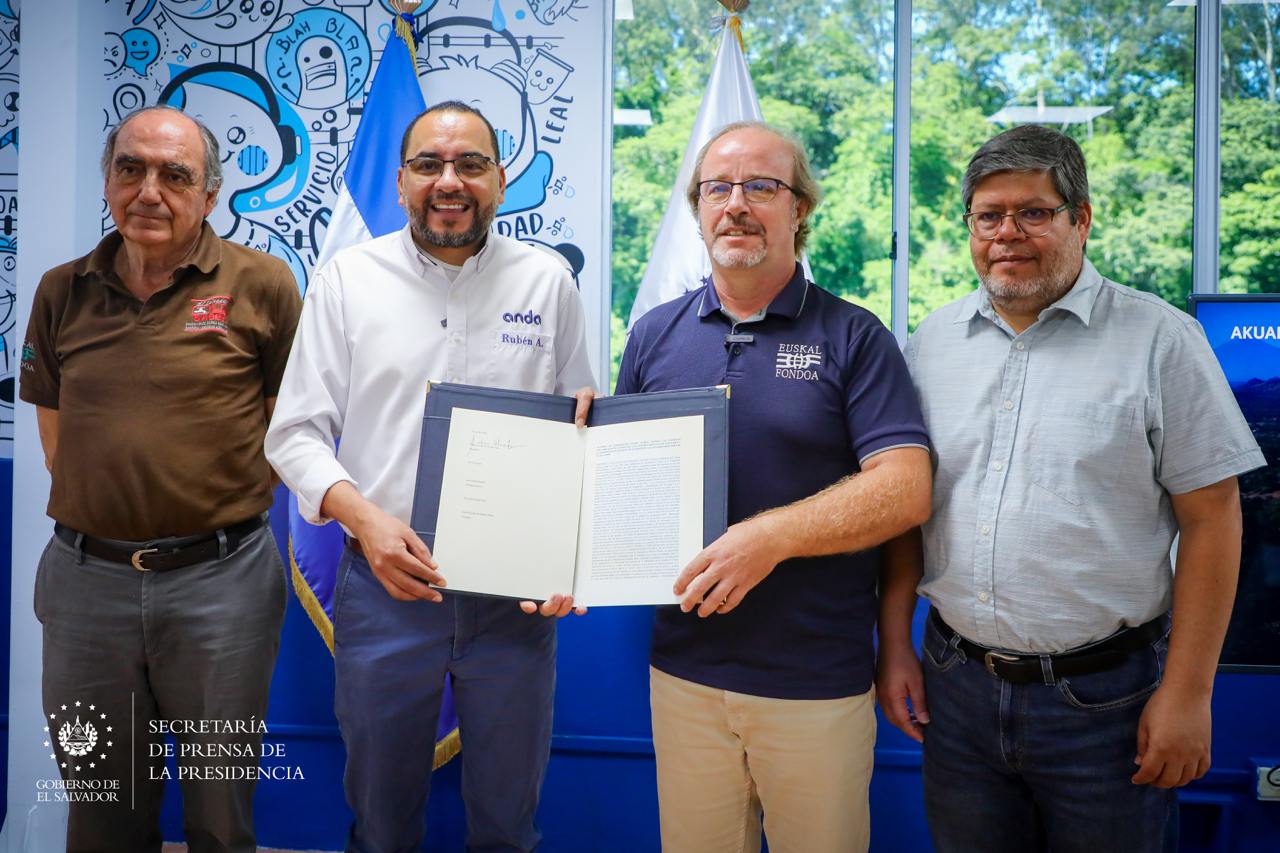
[1189,294,1280,673]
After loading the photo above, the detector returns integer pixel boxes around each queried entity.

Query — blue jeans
[921,614,1176,853]
[333,548,557,853]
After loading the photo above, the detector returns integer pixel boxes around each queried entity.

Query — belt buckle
[984,650,1019,677]
[130,548,158,572]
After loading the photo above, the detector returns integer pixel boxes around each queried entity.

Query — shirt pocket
[1025,399,1143,508]
[489,328,556,390]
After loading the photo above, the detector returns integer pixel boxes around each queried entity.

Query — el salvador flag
[288,28,461,767]
[315,31,425,269]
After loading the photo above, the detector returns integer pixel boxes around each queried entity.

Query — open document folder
[410,383,729,606]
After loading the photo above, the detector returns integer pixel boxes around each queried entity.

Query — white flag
[627,24,764,330]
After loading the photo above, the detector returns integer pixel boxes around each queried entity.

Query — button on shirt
[905,259,1266,653]
[265,228,596,526]
[617,266,930,699]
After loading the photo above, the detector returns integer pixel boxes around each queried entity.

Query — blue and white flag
[627,18,764,329]
[288,25,460,768]
[314,29,425,269]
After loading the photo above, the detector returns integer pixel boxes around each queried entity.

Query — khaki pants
[650,666,876,853]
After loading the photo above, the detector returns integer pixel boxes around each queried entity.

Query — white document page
[572,416,704,606]
[432,408,586,601]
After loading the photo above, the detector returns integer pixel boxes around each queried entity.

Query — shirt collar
[1045,257,1102,326]
[696,263,810,320]
[75,222,222,287]
[401,225,495,275]
[956,256,1104,331]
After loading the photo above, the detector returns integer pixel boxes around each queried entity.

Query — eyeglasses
[697,178,793,205]
[403,154,496,180]
[963,203,1071,239]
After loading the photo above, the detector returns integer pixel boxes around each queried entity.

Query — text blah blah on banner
[104,0,611,382]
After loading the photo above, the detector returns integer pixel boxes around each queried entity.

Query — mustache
[426,191,475,206]
[127,205,172,219]
[714,215,762,236]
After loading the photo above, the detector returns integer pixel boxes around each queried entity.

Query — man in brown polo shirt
[18,105,301,853]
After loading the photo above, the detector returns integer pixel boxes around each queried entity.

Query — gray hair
[685,120,822,255]
[962,124,1089,221]
[101,105,223,194]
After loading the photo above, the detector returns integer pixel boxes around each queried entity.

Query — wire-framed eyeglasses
[403,154,496,180]
[963,203,1071,239]
[697,178,793,205]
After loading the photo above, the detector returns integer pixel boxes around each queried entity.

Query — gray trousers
[35,524,287,853]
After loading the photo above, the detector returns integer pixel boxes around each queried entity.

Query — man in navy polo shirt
[616,121,932,852]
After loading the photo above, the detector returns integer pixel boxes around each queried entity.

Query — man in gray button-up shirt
[878,125,1265,853]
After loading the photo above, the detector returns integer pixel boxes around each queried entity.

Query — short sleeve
[614,327,642,395]
[844,321,931,464]
[259,262,303,397]
[18,270,65,409]
[902,329,920,378]
[1151,319,1265,494]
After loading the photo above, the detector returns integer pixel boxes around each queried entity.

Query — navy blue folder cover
[409,383,730,553]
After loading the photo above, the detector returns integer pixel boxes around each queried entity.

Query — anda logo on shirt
[501,309,542,326]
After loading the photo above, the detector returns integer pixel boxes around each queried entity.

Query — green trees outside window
[610,0,1280,378]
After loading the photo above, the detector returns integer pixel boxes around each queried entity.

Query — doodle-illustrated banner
[104,0,610,377]
[0,0,17,456]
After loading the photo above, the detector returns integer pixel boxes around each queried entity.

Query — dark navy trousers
[333,547,556,853]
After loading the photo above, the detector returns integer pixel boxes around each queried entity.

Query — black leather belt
[929,608,1166,684]
[54,514,267,573]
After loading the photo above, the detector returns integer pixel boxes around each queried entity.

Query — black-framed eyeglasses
[963,203,1071,239]
[697,178,793,205]
[403,154,496,180]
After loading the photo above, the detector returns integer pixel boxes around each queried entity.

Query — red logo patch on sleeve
[185,295,233,335]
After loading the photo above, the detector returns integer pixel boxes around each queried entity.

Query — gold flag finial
[716,0,748,52]
[389,1,422,66]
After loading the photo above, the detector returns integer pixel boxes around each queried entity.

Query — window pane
[611,0,895,384]
[910,1,1195,329]
[1219,1,1280,295]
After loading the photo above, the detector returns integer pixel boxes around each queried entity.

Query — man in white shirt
[266,101,595,853]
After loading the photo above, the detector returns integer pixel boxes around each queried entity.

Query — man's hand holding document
[411,383,729,607]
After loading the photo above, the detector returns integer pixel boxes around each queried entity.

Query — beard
[977,242,1083,312]
[711,241,768,269]
[408,191,497,250]
[708,212,769,269]
[979,270,1074,305]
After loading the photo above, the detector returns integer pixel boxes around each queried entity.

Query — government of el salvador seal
[45,701,112,772]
